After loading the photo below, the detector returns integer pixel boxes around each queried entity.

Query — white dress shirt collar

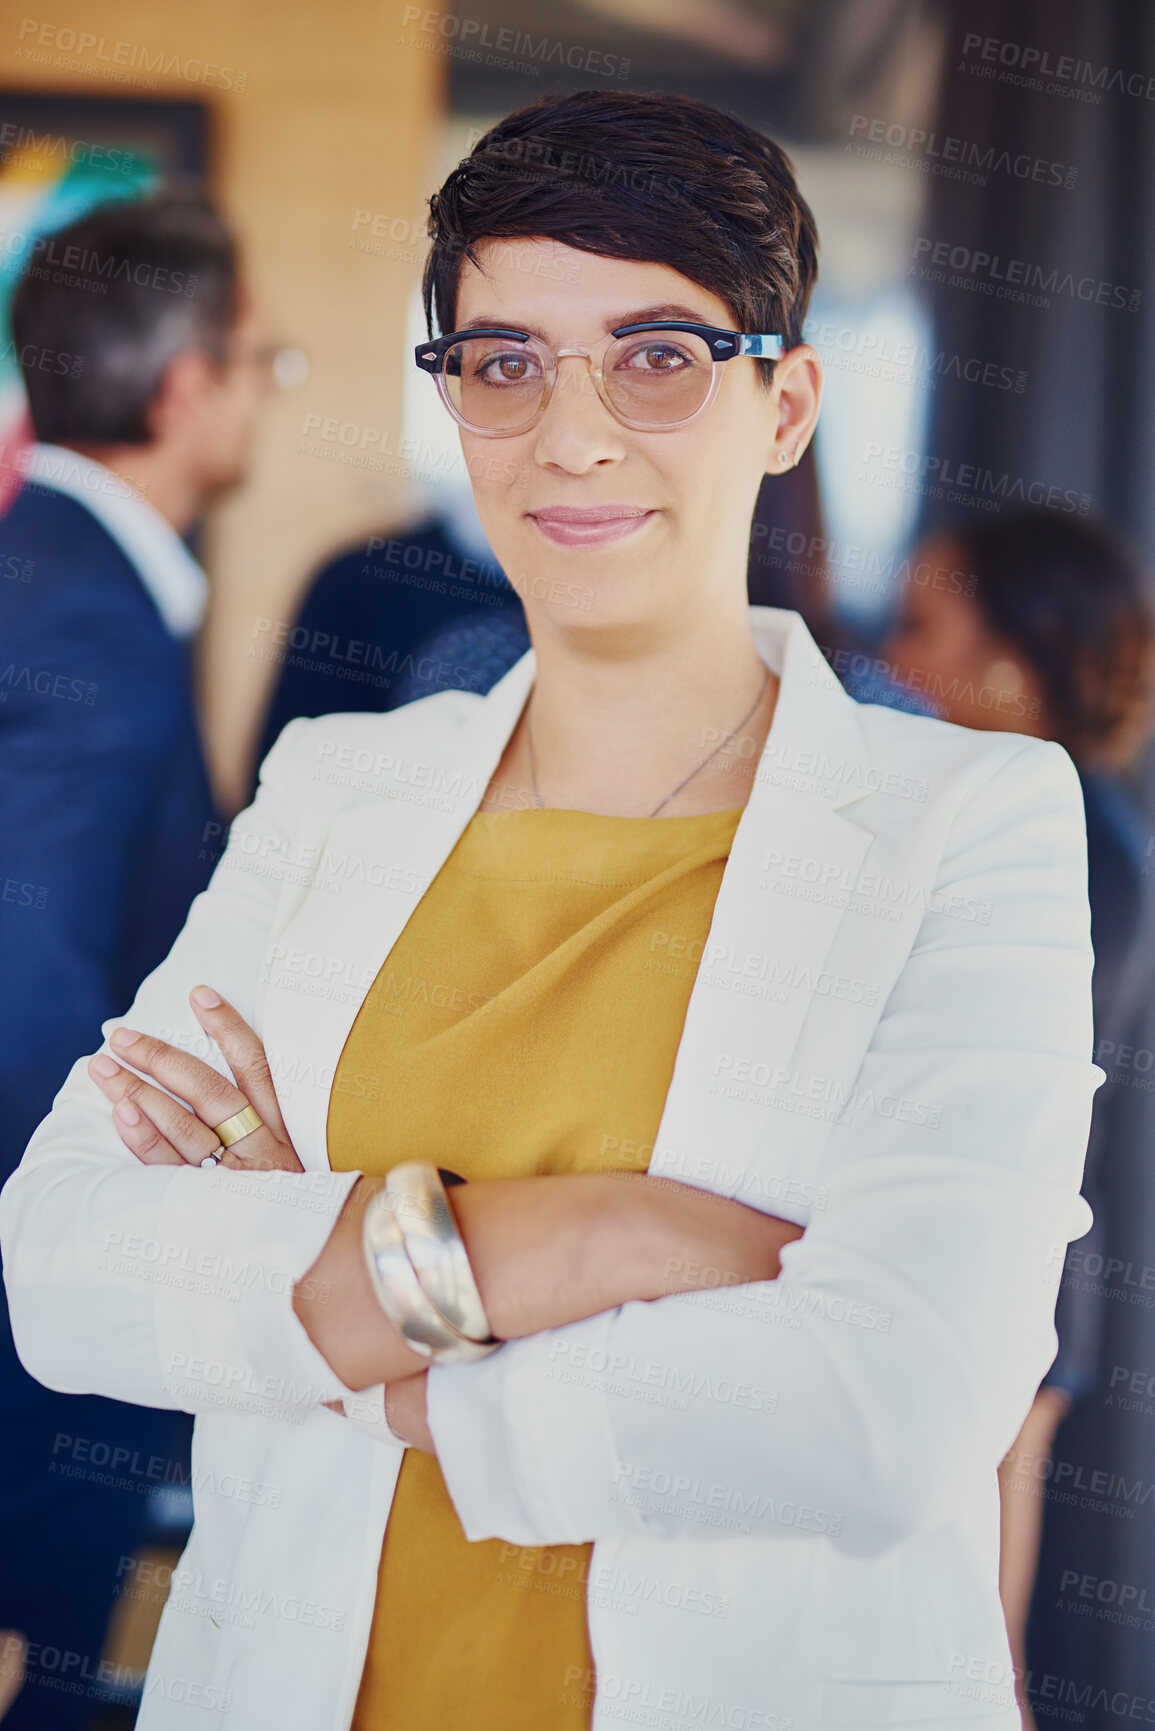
[24,442,208,639]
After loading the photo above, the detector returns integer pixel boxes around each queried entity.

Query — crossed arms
[0,713,1099,1556]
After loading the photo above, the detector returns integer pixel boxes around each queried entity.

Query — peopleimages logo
[959,31,1155,104]
[910,236,1142,312]
[15,19,247,90]
[398,7,631,80]
[804,318,1025,394]
[847,114,1077,189]
[860,440,1091,517]
[0,120,140,174]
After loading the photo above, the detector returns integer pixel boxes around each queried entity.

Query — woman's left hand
[87,985,304,1172]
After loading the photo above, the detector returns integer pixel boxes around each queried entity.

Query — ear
[765,344,823,473]
[983,656,1029,698]
[145,347,219,443]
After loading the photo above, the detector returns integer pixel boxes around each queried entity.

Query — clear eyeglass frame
[414,321,786,438]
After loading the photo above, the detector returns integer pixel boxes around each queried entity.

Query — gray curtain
[923,5,1155,1723]
[922,0,1155,558]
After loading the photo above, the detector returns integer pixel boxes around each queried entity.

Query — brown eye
[615,342,689,374]
[640,344,684,371]
[473,348,541,386]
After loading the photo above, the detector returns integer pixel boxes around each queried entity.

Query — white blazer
[1,607,1100,1731]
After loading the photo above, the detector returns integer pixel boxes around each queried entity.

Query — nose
[532,352,625,475]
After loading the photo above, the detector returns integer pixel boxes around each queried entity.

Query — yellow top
[328,802,743,1731]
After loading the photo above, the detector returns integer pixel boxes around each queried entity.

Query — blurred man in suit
[0,192,272,1728]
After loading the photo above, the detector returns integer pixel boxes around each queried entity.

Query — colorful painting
[0,93,206,507]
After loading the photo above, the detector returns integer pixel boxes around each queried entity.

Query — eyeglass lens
[442,330,715,431]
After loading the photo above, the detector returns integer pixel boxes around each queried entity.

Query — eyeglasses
[220,339,310,389]
[414,322,785,437]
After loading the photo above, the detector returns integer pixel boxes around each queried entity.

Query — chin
[519,570,673,644]
[496,519,679,637]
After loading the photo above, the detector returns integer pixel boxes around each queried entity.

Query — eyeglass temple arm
[737,335,786,359]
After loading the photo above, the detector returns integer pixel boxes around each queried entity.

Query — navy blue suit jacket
[0,477,218,1718]
[251,517,522,788]
[0,480,219,1180]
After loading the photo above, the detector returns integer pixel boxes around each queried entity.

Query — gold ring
[213,1105,263,1149]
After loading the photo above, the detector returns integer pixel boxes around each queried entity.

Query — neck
[60,440,204,535]
[519,597,776,818]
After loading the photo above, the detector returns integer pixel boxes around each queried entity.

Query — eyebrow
[454,303,720,339]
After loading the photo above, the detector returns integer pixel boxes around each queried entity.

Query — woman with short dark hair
[884,510,1155,1720]
[884,510,1155,767]
[3,93,1099,1731]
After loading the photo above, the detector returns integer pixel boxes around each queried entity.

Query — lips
[527,506,657,547]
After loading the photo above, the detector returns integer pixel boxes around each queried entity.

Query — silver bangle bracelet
[361,1171,499,1365]
[385,1162,498,1347]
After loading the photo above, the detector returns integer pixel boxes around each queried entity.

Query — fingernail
[192,985,222,1009]
[111,1028,140,1050]
[89,1055,118,1079]
[114,1100,140,1126]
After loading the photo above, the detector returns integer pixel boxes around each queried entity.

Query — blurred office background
[1,1,1154,1726]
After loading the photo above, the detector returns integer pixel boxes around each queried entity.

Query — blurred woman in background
[883,508,1155,1725]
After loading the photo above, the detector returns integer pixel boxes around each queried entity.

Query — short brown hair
[422,89,819,385]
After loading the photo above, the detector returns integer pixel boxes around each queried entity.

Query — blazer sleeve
[0,716,362,1421]
[426,734,1102,1556]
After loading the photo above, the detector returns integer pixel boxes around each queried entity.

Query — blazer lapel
[648,611,880,1215]
[262,652,537,1169]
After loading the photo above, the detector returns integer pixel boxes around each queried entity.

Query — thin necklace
[525,665,772,819]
